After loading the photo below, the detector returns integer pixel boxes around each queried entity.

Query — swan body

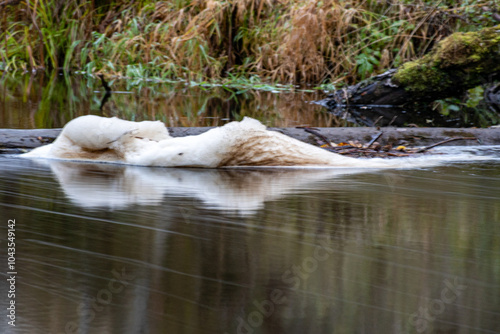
[23,115,392,168]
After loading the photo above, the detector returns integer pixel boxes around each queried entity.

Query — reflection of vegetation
[432,85,500,127]
[1,73,497,128]
[0,73,340,128]
[0,72,94,128]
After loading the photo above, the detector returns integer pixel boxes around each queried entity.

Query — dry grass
[1,0,498,84]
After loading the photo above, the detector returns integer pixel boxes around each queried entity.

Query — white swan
[22,115,360,167]
[21,115,444,168]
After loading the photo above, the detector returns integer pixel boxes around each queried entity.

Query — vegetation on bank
[1,0,498,86]
[393,25,500,94]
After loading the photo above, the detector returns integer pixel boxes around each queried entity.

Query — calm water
[0,73,337,129]
[3,73,497,129]
[1,151,500,334]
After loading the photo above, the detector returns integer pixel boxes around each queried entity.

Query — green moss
[393,59,451,94]
[394,25,500,96]
[433,27,500,68]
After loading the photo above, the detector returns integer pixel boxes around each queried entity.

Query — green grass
[1,0,498,85]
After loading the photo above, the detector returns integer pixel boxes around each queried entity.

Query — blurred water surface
[0,73,337,129]
[0,150,499,334]
[2,73,499,129]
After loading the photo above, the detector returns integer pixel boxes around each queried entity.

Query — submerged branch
[416,137,478,153]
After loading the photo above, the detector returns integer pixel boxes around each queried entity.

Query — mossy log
[318,25,500,108]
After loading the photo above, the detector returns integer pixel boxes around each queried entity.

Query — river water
[0,73,335,129]
[1,148,500,334]
[1,74,500,333]
[2,73,498,129]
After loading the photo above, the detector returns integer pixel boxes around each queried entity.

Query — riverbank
[1,1,497,85]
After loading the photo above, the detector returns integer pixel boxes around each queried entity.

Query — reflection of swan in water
[38,160,373,213]
[26,145,499,213]
[22,115,396,168]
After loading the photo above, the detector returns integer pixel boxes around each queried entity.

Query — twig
[99,91,112,111]
[372,116,384,127]
[97,74,112,111]
[298,127,333,148]
[98,74,112,93]
[416,137,477,153]
[387,115,398,126]
[367,131,383,148]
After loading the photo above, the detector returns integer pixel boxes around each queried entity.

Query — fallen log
[2,127,499,155]
[0,129,61,152]
[316,24,500,110]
